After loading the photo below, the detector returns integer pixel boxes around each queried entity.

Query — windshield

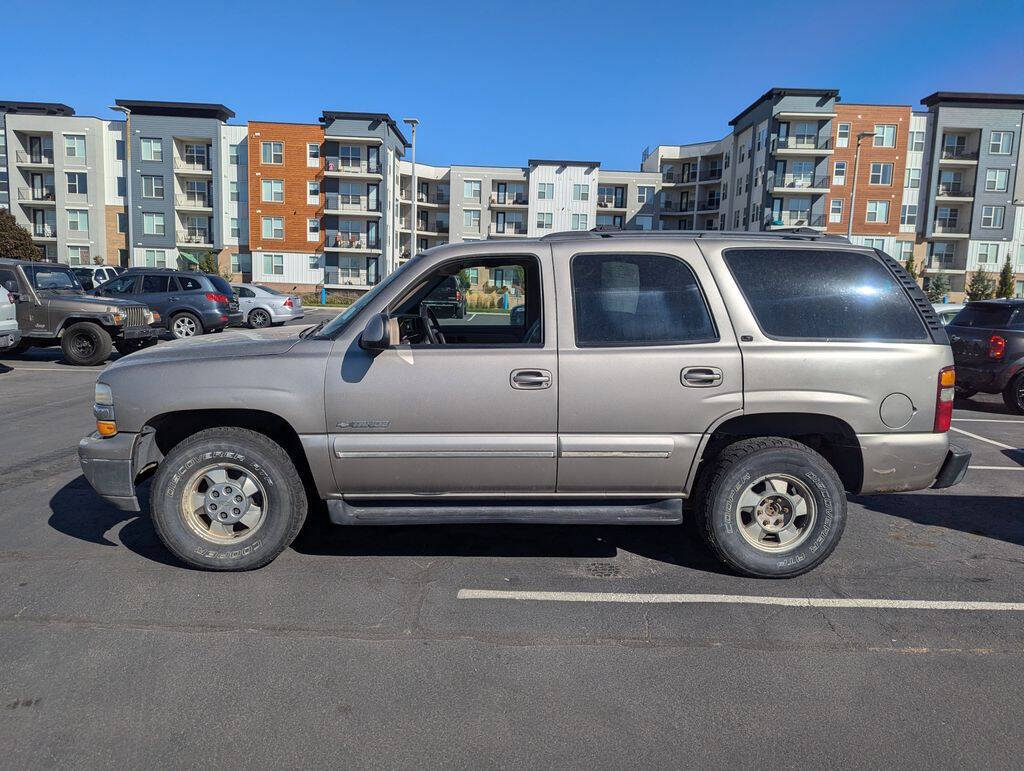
[23,264,83,291]
[255,285,284,295]
[951,304,1015,329]
[314,257,419,339]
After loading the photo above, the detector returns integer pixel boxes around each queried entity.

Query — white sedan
[231,284,305,328]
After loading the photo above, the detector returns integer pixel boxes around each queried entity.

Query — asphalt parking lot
[1,326,1022,767]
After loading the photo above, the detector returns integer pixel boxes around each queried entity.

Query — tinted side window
[724,248,928,341]
[236,287,255,298]
[177,276,203,291]
[0,269,18,292]
[571,253,717,346]
[950,305,1014,329]
[104,275,137,293]
[141,275,171,293]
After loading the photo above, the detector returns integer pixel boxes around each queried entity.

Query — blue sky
[6,0,1023,169]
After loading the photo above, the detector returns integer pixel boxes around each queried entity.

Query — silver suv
[78,230,970,577]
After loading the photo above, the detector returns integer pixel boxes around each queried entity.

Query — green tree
[926,273,950,303]
[0,209,40,261]
[996,256,1015,299]
[197,253,219,274]
[903,255,918,280]
[965,267,996,301]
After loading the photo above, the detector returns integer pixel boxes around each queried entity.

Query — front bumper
[122,325,159,341]
[0,328,21,350]
[78,431,141,512]
[857,432,968,493]
[955,362,1013,393]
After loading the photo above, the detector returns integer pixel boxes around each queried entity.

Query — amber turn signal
[96,420,117,437]
[939,368,956,387]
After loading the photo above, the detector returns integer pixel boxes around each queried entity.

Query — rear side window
[207,275,232,295]
[177,276,203,291]
[724,248,928,341]
[141,275,171,293]
[571,253,717,346]
[951,305,1016,329]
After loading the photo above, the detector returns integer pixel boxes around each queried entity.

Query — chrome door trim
[333,433,557,459]
[557,435,674,459]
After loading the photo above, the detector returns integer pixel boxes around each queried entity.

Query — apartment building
[102,119,128,266]
[221,123,249,279]
[247,121,322,289]
[116,100,239,271]
[642,138,728,230]
[3,102,114,264]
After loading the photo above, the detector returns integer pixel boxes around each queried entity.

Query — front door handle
[511,369,552,390]
[681,366,723,388]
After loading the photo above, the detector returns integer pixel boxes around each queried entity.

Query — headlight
[112,313,123,325]
[95,382,113,406]
[145,309,156,324]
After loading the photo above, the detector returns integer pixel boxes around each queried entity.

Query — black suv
[421,275,467,319]
[94,269,241,339]
[947,299,1024,413]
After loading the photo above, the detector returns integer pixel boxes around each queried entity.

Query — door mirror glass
[359,312,390,351]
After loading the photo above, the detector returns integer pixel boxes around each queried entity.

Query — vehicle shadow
[852,493,1024,546]
[954,396,1015,416]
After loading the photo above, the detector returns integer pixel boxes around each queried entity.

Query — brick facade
[104,204,128,266]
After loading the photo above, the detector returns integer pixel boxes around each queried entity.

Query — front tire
[1003,373,1024,415]
[150,427,307,570]
[696,437,847,578]
[61,322,112,366]
[170,312,203,339]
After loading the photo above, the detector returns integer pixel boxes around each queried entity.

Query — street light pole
[404,118,419,263]
[847,130,874,240]
[109,105,132,267]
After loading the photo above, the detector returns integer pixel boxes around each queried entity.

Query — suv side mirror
[359,312,390,352]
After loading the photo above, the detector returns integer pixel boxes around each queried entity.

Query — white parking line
[466,313,476,321]
[953,418,1024,424]
[950,427,1019,450]
[5,367,103,373]
[969,465,1024,471]
[457,589,1024,611]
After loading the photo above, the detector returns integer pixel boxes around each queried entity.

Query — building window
[141,175,164,199]
[117,177,126,197]
[66,172,88,195]
[117,212,127,233]
[66,245,89,265]
[904,168,921,189]
[67,209,89,232]
[263,253,284,275]
[229,181,239,202]
[183,143,207,167]
[114,139,125,161]
[230,253,241,273]
[869,163,893,185]
[900,204,917,225]
[338,146,360,168]
[862,238,885,250]
[936,206,959,228]
[981,205,1004,229]
[141,138,162,162]
[537,183,554,199]
[463,180,481,201]
[985,169,1009,192]
[571,213,588,230]
[989,131,1013,155]
[636,215,653,230]
[307,143,320,167]
[261,216,284,239]
[637,185,654,204]
[463,209,480,231]
[261,179,284,202]
[144,249,167,268]
[836,123,851,148]
[896,240,913,261]
[307,218,319,242]
[536,212,553,229]
[866,201,889,223]
[572,184,590,201]
[143,212,165,236]
[307,180,320,204]
[229,144,239,164]
[829,199,843,223]
[909,131,925,152]
[63,134,86,161]
[230,218,239,238]
[261,141,284,164]
[873,124,897,148]
[976,243,999,265]
[308,254,320,270]
[833,160,846,185]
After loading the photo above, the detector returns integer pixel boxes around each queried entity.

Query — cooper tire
[171,312,203,339]
[696,437,847,578]
[1002,373,1024,415]
[150,427,307,571]
[60,322,112,366]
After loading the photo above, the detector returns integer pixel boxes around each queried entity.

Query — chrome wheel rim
[173,316,197,337]
[734,473,816,553]
[250,310,269,328]
[180,463,268,543]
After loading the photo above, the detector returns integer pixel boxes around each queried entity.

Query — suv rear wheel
[61,322,112,366]
[1003,373,1024,415]
[150,427,307,570]
[171,311,202,339]
[696,437,847,578]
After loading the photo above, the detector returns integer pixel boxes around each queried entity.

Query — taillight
[934,366,955,433]
[205,292,228,303]
[283,298,293,308]
[988,334,1006,360]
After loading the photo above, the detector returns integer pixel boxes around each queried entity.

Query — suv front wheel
[696,437,847,578]
[150,427,308,570]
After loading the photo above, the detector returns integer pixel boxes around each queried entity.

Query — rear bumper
[955,362,1015,393]
[78,431,141,511]
[857,432,964,493]
[269,308,304,322]
[932,445,971,489]
[0,328,20,349]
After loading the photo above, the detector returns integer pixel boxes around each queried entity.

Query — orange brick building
[247,121,324,291]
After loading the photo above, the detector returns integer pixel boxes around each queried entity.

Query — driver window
[393,257,542,346]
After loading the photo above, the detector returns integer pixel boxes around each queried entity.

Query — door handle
[681,366,723,387]
[511,369,552,390]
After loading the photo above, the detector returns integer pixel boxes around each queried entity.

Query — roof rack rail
[539,228,849,243]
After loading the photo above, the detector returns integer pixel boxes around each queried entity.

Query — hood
[44,291,145,310]
[105,325,305,371]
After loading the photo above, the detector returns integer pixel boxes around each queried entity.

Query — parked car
[232,283,305,328]
[946,299,1024,413]
[0,284,20,351]
[78,230,969,576]
[421,275,466,319]
[932,302,965,326]
[70,265,125,291]
[0,258,157,365]
[93,268,242,339]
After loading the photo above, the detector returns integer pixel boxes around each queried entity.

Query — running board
[326,497,684,526]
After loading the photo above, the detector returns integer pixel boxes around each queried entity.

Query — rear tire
[170,312,203,339]
[695,437,847,578]
[60,322,112,366]
[150,427,308,571]
[248,308,271,328]
[1003,373,1024,415]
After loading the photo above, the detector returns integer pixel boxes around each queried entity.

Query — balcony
[925,256,964,272]
[597,198,626,210]
[325,194,381,216]
[697,200,721,213]
[939,146,978,163]
[31,224,56,239]
[173,158,212,174]
[490,192,529,207]
[773,136,833,155]
[767,173,831,193]
[765,212,826,229]
[933,219,970,238]
[402,191,450,207]
[176,230,213,247]
[15,150,54,166]
[325,232,380,251]
[175,194,212,210]
[18,187,56,203]
[662,201,695,214]
[490,222,528,236]
[700,169,722,182]
[323,159,382,177]
[935,185,974,201]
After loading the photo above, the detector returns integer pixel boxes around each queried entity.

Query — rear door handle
[681,366,723,387]
[511,369,552,390]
